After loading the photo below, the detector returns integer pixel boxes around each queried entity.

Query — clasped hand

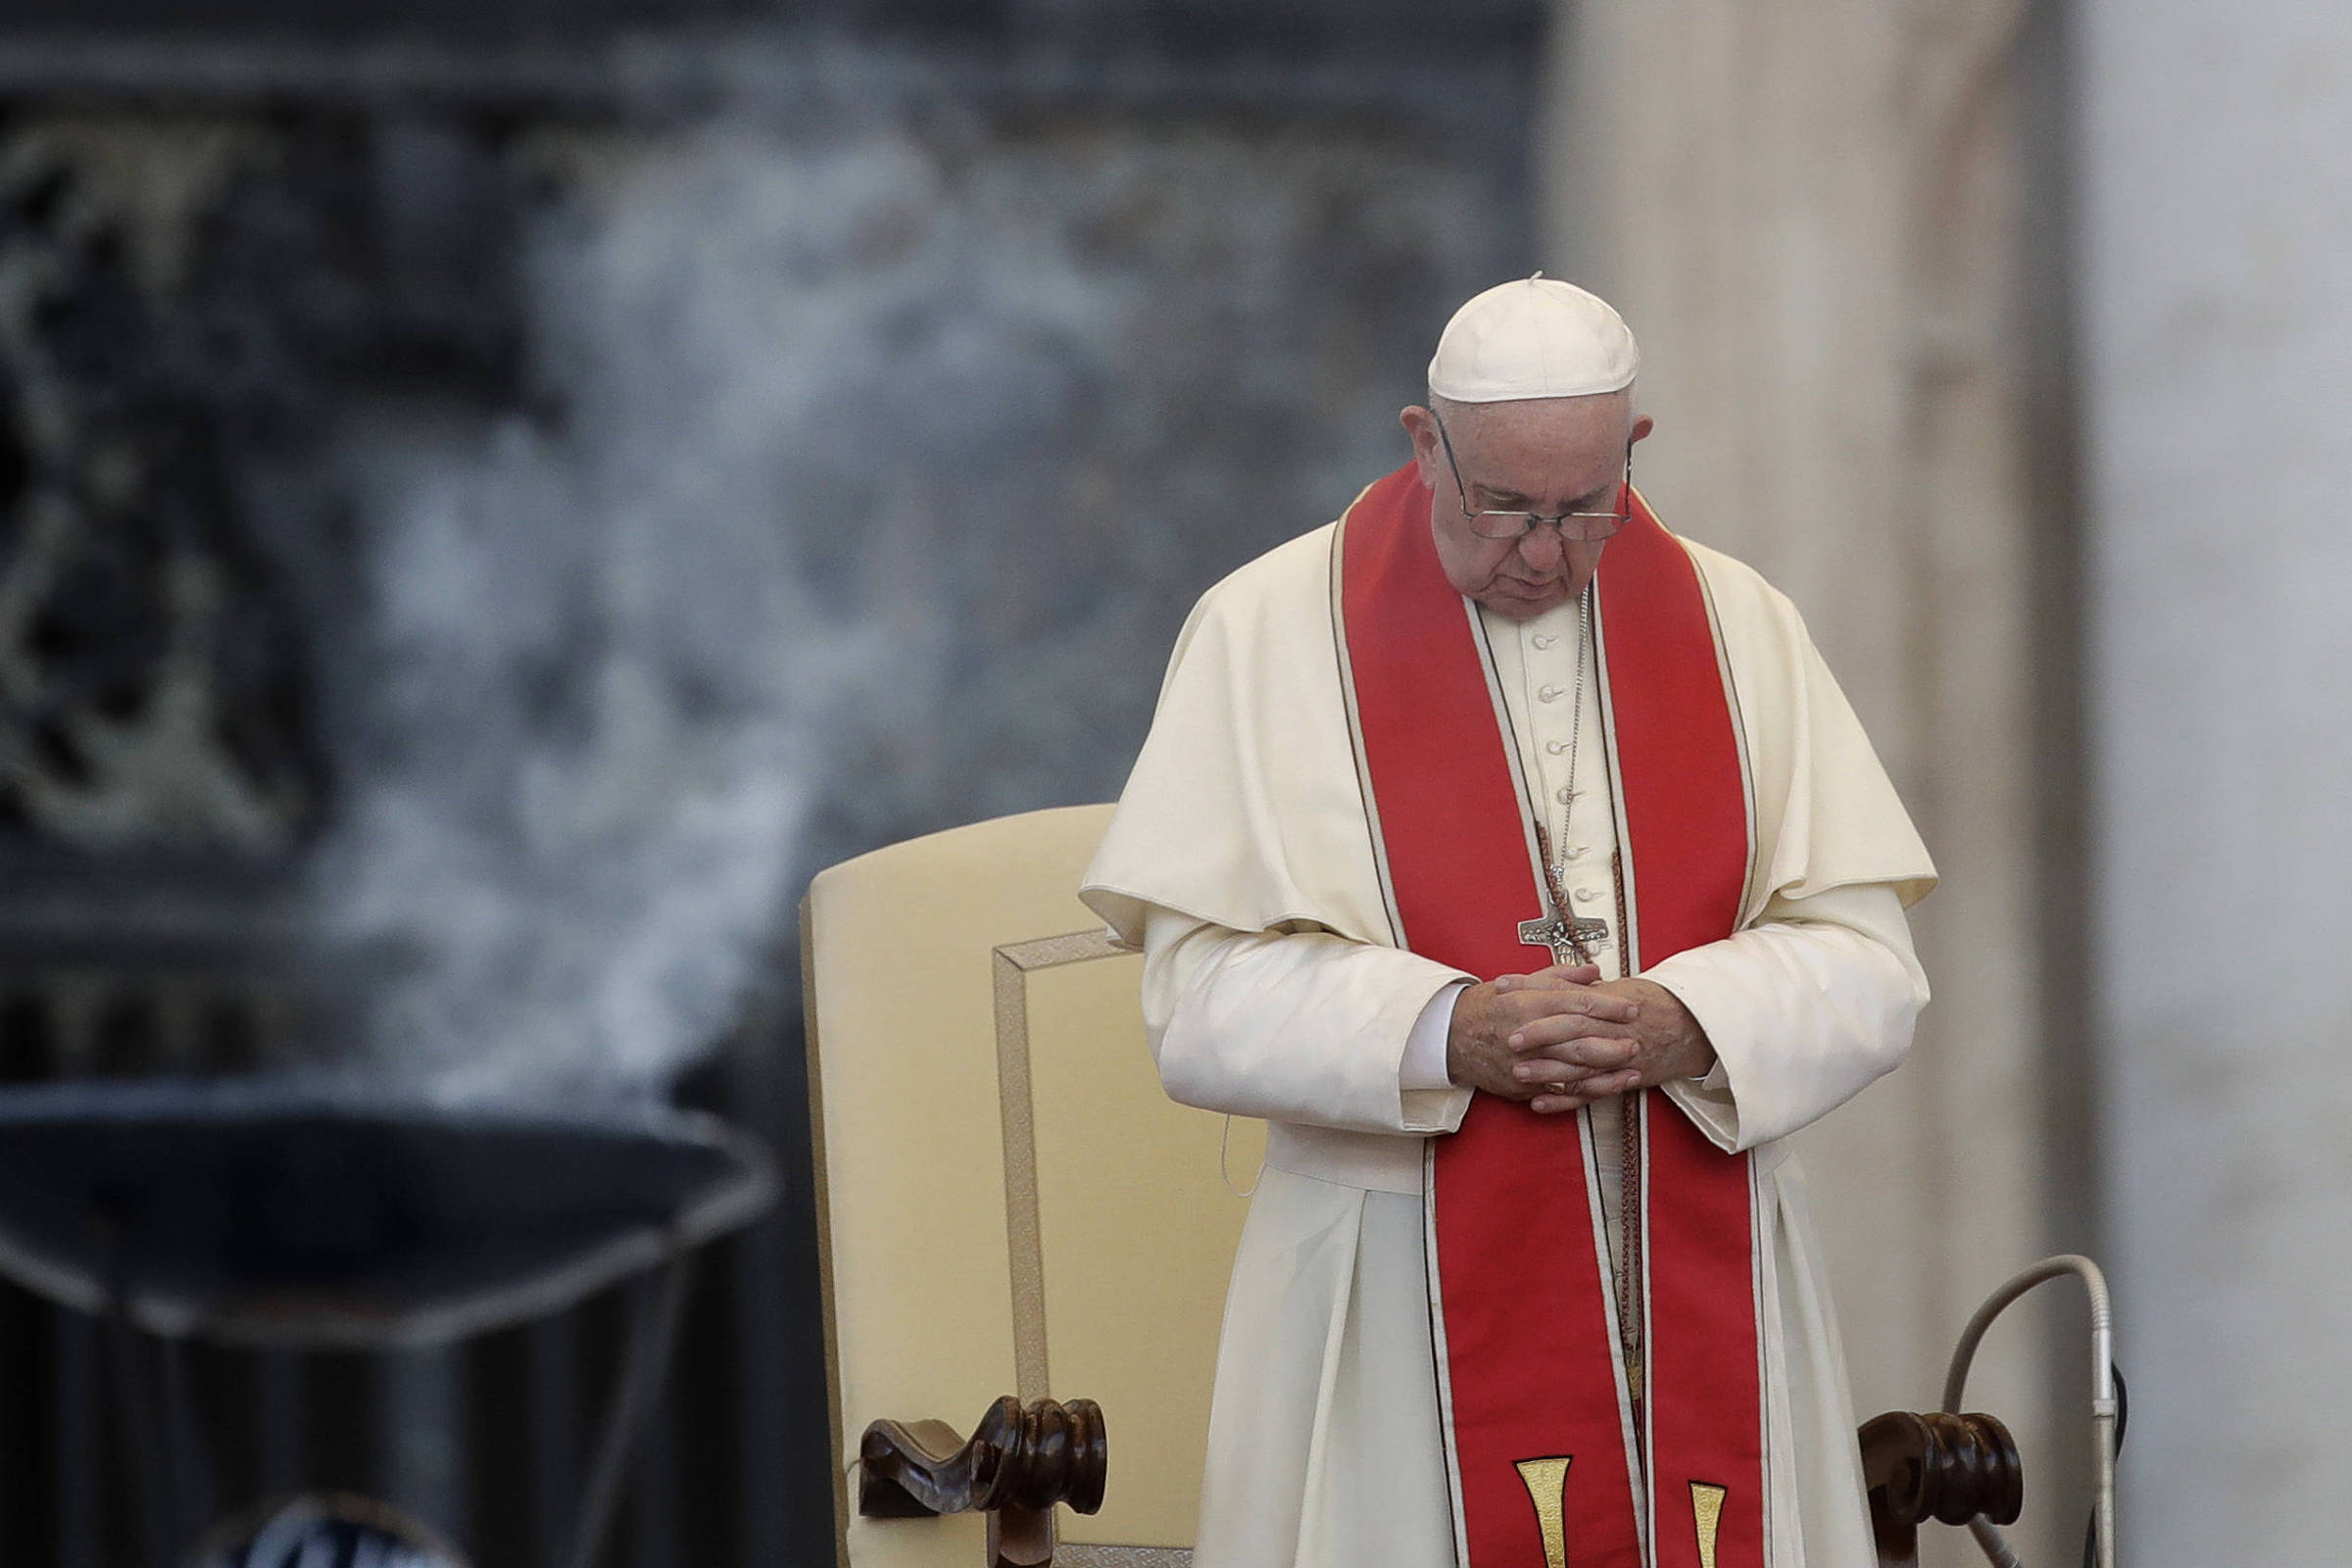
[1444,963,1715,1114]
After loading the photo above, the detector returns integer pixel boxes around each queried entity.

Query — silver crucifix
[1518,901,1612,967]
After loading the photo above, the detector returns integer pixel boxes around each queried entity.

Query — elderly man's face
[1400,392,1654,620]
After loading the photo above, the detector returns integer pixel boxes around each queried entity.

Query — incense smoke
[307,108,1489,1097]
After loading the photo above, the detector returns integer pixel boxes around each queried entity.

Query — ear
[1400,405,1443,485]
[1629,414,1656,446]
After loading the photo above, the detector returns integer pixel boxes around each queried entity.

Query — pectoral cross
[1521,827,1610,966]
[1518,899,1612,967]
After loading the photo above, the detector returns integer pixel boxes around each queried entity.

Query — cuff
[1643,966,1743,1152]
[1658,1071,1740,1152]
[1400,980,1469,1091]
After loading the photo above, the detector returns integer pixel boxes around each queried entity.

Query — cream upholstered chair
[803,804,1262,1568]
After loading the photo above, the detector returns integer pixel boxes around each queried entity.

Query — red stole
[1333,463,1765,1568]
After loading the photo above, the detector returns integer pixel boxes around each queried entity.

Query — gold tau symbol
[1690,1481,1728,1568]
[1514,1456,1572,1568]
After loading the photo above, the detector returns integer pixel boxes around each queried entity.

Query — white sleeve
[1401,982,1472,1091]
[1140,906,1476,1136]
[1642,881,1929,1152]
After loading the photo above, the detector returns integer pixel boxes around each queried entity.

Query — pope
[1083,275,1936,1568]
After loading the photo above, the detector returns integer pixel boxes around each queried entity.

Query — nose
[1515,523,1567,573]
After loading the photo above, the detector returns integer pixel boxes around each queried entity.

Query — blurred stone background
[3,0,2347,1565]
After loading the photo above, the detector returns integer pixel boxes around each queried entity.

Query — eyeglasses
[1431,408,1633,543]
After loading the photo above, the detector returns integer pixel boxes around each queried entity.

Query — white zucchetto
[1426,272,1639,403]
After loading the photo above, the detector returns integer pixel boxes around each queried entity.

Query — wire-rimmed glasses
[1431,407,1633,543]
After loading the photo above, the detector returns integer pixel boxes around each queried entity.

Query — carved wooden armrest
[1859,1409,2023,1568]
[859,1396,1107,1567]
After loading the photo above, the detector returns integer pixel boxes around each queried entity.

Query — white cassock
[1081,517,1936,1568]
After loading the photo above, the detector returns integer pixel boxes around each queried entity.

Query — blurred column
[1540,4,2081,1563]
[2075,2,2352,1562]
[380,1347,467,1550]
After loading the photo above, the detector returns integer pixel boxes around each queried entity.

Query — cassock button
[1554,787,1573,804]
[1539,685,1563,702]
[1532,633,1556,649]
[1545,740,1570,755]
[1573,888,1600,903]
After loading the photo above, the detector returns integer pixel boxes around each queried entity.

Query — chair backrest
[804,804,1262,1568]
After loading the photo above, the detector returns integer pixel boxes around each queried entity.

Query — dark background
[0,0,1537,52]
[0,1,1542,1563]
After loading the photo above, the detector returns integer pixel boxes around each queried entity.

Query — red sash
[1334,463,1765,1568]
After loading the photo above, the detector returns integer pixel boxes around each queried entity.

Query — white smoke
[311,124,1115,1097]
[304,102,1490,1098]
